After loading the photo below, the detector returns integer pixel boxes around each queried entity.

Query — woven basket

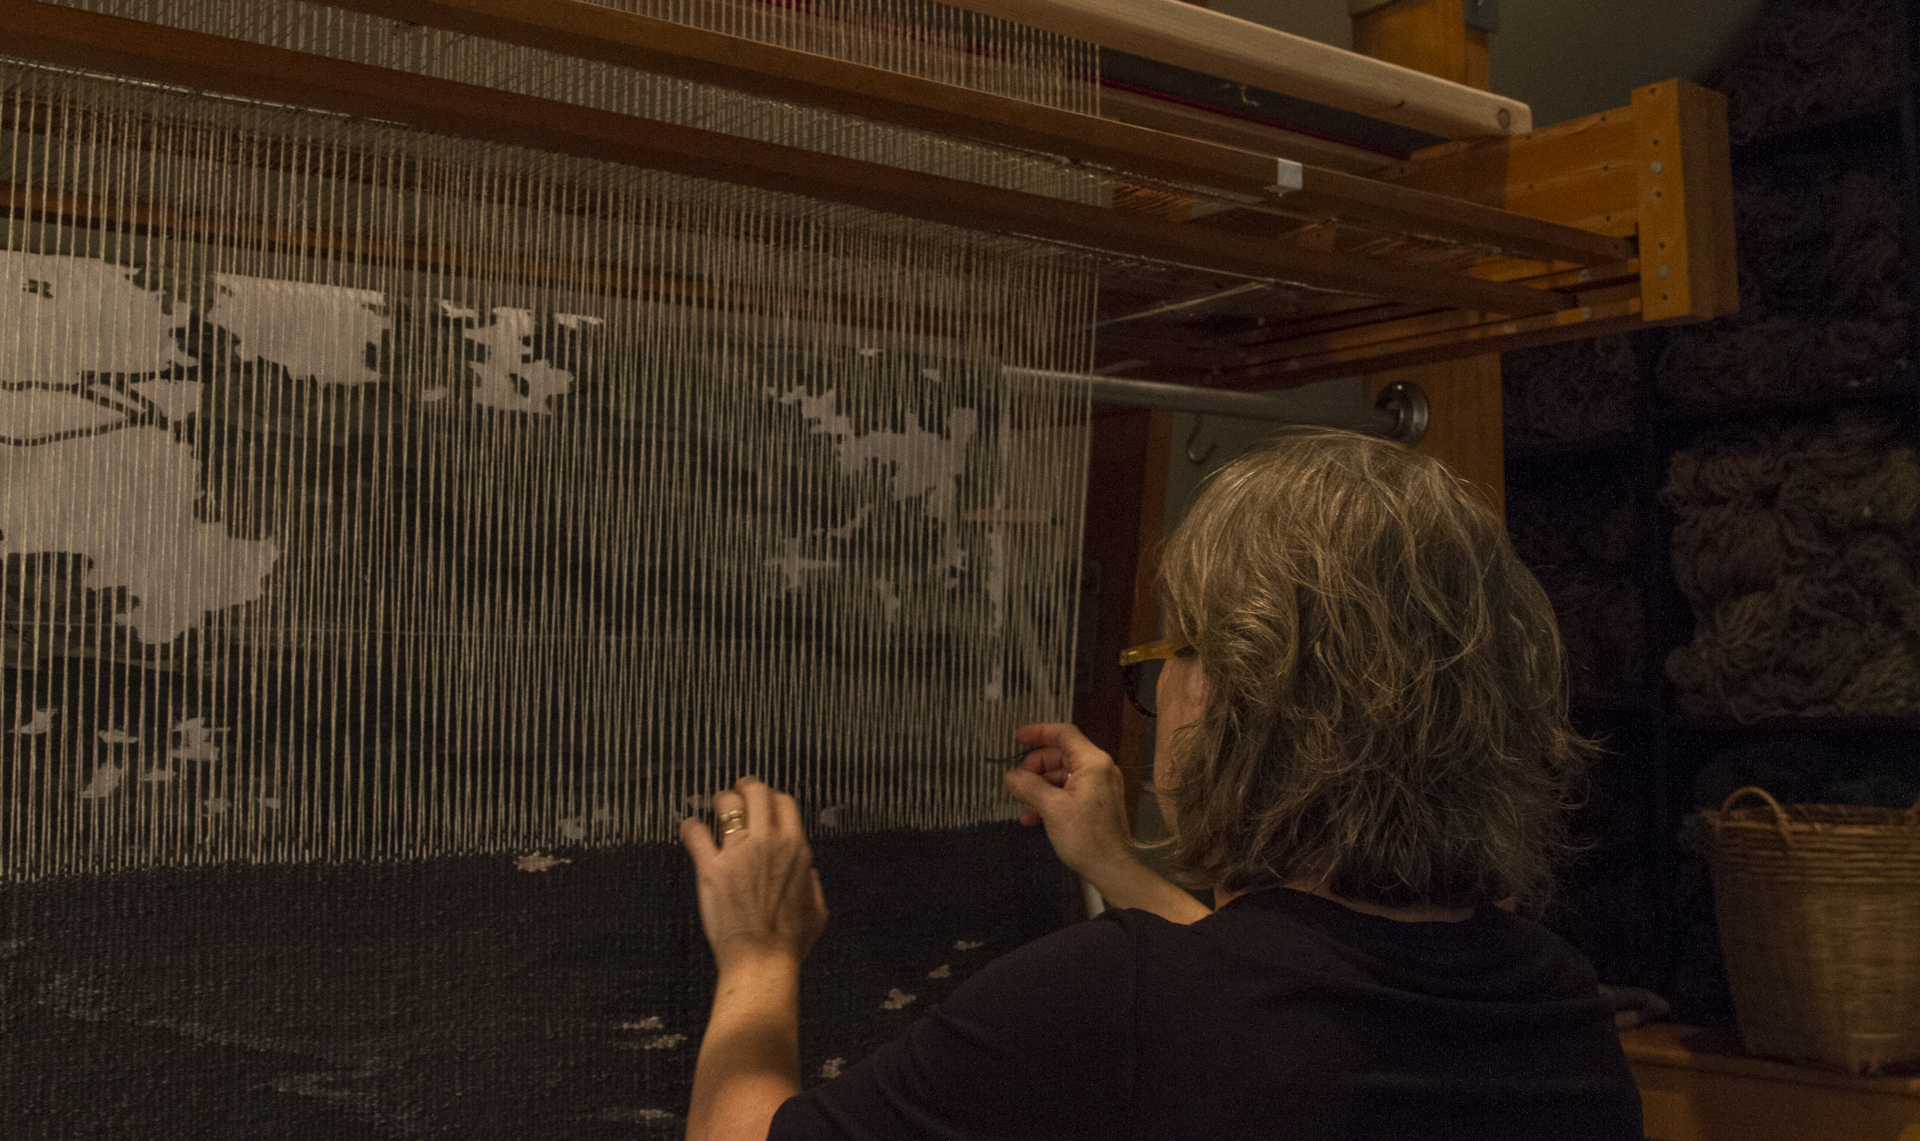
[1705,786,1920,1074]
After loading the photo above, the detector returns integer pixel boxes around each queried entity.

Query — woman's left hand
[680,777,829,973]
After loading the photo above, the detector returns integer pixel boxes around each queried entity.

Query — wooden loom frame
[1,0,1735,389]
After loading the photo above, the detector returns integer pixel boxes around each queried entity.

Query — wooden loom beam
[1,0,1574,319]
[946,0,1530,140]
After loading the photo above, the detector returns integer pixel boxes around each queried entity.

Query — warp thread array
[1,0,1100,881]
[1663,412,1920,721]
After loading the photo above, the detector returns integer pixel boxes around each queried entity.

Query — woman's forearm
[1085,859,1213,924]
[686,951,804,1141]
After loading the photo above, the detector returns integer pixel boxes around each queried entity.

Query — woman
[679,428,1644,1141]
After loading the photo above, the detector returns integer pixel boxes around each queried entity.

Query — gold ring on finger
[718,809,748,835]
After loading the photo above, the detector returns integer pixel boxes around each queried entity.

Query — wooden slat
[1288,166,1634,265]
[0,0,1574,317]
[1098,258,1639,378]
[1220,279,1639,371]
[1245,296,1644,385]
[1632,80,1740,322]
[950,0,1530,139]
[1096,87,1395,176]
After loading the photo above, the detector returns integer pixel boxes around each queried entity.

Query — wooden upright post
[1351,0,1506,516]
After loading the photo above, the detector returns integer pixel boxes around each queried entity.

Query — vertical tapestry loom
[2,2,1097,1133]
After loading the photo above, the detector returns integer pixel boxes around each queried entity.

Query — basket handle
[1720,786,1795,851]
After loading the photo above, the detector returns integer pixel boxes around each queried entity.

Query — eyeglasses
[1118,637,1192,718]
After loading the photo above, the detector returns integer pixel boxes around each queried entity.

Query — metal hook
[1184,416,1216,465]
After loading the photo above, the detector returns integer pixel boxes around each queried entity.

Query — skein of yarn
[1658,160,1907,405]
[1664,413,1920,720]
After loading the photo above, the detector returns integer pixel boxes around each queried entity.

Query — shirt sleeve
[770,911,1141,1141]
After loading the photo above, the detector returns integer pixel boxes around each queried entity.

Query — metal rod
[1003,368,1428,446]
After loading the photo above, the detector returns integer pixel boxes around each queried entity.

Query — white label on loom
[211,275,387,386]
[0,252,190,385]
[0,429,280,643]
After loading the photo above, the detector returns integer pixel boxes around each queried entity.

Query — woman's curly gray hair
[1155,427,1593,909]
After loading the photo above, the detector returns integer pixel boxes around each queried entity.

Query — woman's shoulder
[1194,886,1605,1002]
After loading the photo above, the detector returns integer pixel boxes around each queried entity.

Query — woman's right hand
[1002,722,1140,884]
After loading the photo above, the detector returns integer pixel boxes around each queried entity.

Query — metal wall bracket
[1374,380,1429,448]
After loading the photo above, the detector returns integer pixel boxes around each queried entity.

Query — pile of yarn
[1709,0,1904,144]
[1658,158,1907,404]
[1507,475,1647,707]
[1664,411,1920,720]
[1503,334,1638,444]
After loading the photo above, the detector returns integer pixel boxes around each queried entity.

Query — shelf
[1624,1023,1920,1141]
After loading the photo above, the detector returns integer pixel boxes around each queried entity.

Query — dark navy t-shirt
[771,886,1643,1140]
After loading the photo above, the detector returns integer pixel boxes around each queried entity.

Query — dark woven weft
[0,824,1076,1139]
